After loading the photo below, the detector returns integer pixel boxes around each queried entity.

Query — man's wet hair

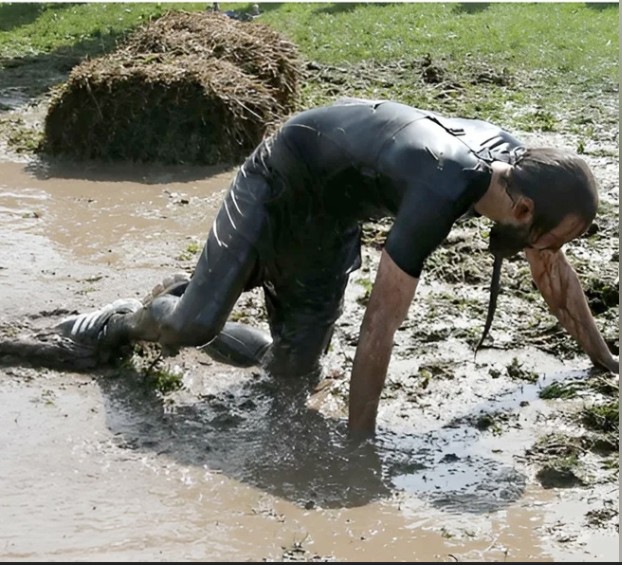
[506,147,599,240]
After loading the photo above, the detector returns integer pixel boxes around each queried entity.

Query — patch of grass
[582,400,619,434]
[147,366,184,395]
[0,3,205,58]
[506,356,539,383]
[355,276,373,305]
[119,343,185,395]
[255,3,617,78]
[1,116,43,153]
[539,380,581,400]
[177,240,201,261]
[257,2,618,129]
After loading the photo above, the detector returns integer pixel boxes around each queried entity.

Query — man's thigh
[170,170,272,336]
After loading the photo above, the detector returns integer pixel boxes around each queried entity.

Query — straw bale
[125,11,300,110]
[41,10,301,164]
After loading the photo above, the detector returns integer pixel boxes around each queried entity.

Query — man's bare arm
[525,247,618,373]
[348,250,419,437]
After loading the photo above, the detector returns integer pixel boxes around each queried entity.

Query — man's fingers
[607,356,619,374]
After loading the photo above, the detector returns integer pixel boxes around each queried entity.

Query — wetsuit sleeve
[384,165,491,278]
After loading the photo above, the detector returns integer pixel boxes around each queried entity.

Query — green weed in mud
[588,375,619,397]
[582,400,619,434]
[147,365,185,395]
[602,454,619,471]
[475,413,503,436]
[584,276,619,315]
[540,375,619,402]
[506,357,539,383]
[177,240,201,261]
[530,434,589,488]
[539,380,581,400]
[530,433,585,459]
[585,504,619,528]
[527,389,619,487]
[1,116,43,153]
[418,360,455,381]
[355,276,373,305]
[118,344,185,396]
[473,410,519,436]
[38,388,56,406]
[535,456,586,489]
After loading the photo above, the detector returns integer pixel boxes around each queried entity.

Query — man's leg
[57,169,273,355]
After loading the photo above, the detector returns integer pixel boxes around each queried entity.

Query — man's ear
[512,196,534,223]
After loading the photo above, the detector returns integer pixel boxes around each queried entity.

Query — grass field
[0,2,619,135]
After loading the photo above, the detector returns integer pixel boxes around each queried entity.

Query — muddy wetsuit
[103,100,522,378]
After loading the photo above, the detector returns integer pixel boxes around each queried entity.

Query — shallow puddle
[0,159,618,562]
[0,160,233,316]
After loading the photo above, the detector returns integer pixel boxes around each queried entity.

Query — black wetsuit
[172,99,524,377]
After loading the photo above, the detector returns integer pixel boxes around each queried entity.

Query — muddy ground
[0,61,619,561]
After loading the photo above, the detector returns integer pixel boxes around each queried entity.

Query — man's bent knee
[263,347,323,381]
[119,295,219,348]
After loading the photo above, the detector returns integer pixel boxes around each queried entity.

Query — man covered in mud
[54,98,618,436]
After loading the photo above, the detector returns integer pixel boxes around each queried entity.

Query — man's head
[478,148,599,353]
[489,147,599,258]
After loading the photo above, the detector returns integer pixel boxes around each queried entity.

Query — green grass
[0,2,618,133]
[0,3,205,57]
[582,400,619,434]
[257,3,617,75]
[539,380,581,400]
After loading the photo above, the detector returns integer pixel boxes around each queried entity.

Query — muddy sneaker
[54,298,142,347]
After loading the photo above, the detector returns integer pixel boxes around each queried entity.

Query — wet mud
[0,109,619,561]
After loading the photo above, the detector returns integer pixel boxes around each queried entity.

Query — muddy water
[0,161,232,317]
[0,160,618,562]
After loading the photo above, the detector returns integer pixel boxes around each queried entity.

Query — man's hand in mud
[594,354,619,375]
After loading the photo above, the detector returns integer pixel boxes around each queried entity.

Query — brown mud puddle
[0,159,618,562]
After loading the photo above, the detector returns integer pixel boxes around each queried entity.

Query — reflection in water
[0,160,235,264]
[96,368,526,512]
